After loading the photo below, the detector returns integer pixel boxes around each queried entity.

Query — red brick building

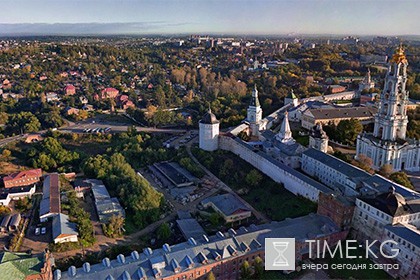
[317,192,355,230]
[2,169,43,188]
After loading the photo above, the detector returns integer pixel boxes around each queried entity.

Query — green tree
[206,271,216,280]
[103,215,125,238]
[157,222,171,241]
[209,212,222,226]
[390,172,414,189]
[15,197,32,212]
[241,260,252,279]
[253,256,264,279]
[1,149,11,161]
[336,119,363,145]
[0,205,11,216]
[245,169,263,187]
[379,164,393,178]
[7,112,41,134]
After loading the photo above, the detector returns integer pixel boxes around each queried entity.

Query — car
[86,128,92,133]
[41,227,46,235]
[35,228,40,235]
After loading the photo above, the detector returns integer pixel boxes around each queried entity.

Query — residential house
[52,213,78,244]
[64,85,76,96]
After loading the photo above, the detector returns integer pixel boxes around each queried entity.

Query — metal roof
[60,214,341,280]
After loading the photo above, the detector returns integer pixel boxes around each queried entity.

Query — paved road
[0,134,28,147]
[60,122,191,134]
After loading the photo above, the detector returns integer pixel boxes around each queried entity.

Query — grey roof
[176,219,206,240]
[306,106,376,120]
[52,213,78,240]
[363,175,420,200]
[176,210,192,220]
[273,139,305,156]
[303,148,370,180]
[385,224,420,248]
[234,139,331,194]
[60,214,341,280]
[201,193,250,217]
[91,182,111,201]
[96,198,125,223]
[200,109,219,125]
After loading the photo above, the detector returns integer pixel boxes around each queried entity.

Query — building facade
[59,214,347,280]
[356,46,420,171]
[2,168,42,188]
[308,124,329,153]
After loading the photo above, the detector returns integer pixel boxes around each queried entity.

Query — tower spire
[276,111,294,144]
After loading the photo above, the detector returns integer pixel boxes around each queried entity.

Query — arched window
[378,127,384,139]
[397,104,402,115]
[398,65,403,76]
[382,103,388,115]
[387,81,393,92]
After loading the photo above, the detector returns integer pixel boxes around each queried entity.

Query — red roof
[49,174,61,213]
[65,85,75,90]
[3,168,42,182]
[102,87,119,93]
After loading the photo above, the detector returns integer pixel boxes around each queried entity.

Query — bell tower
[247,85,263,137]
[373,45,409,141]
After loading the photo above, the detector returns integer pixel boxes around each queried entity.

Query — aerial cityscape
[0,1,419,280]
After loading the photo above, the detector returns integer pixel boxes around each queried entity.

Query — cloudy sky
[0,0,418,35]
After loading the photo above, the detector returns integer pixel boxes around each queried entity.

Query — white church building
[356,46,420,171]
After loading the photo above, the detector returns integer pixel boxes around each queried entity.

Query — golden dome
[391,44,408,64]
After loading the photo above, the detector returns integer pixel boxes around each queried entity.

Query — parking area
[163,131,198,148]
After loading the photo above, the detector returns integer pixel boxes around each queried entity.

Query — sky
[0,0,419,35]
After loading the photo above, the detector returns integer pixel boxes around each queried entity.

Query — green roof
[288,90,297,99]
[0,252,43,280]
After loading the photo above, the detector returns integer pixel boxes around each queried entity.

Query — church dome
[376,186,407,216]
[310,124,328,139]
[200,109,219,124]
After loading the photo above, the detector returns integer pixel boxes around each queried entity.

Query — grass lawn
[193,148,317,221]
[242,183,316,221]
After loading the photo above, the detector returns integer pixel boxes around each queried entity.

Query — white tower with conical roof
[247,85,263,137]
[199,108,220,151]
[276,112,294,144]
